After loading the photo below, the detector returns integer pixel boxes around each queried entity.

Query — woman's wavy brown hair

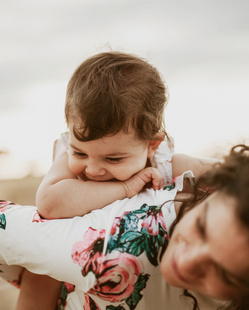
[169,144,249,310]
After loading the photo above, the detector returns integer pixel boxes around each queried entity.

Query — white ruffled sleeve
[150,136,175,186]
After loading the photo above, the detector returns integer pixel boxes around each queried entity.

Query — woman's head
[194,144,249,229]
[161,145,249,305]
[161,191,249,300]
[65,51,168,142]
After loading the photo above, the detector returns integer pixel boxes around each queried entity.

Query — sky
[0,0,249,179]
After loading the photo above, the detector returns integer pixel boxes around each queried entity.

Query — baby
[36,51,215,219]
[18,51,216,310]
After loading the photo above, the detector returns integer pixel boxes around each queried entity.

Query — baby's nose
[85,162,106,176]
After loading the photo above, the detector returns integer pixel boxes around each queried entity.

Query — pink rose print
[64,282,75,293]
[57,282,75,309]
[71,227,105,275]
[0,200,13,207]
[0,206,8,213]
[88,251,143,303]
[141,207,167,236]
[32,211,49,223]
[110,211,130,235]
[72,203,167,308]
[84,294,101,310]
[110,216,120,235]
[0,200,16,213]
[9,268,24,289]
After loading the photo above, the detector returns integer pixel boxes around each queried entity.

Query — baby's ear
[147,132,165,158]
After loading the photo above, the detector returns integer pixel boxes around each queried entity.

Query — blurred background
[0,0,249,308]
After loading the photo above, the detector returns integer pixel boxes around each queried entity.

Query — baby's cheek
[69,158,82,175]
[113,169,134,181]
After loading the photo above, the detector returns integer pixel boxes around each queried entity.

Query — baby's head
[65,51,169,142]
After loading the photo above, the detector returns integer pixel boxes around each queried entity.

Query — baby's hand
[122,167,164,198]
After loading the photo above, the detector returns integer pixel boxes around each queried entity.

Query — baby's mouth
[82,174,116,182]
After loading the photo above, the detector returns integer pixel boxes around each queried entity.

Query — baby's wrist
[120,181,129,199]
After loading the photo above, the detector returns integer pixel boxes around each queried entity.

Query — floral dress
[0,139,223,309]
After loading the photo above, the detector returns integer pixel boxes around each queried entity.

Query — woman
[161,144,249,309]
[0,145,248,309]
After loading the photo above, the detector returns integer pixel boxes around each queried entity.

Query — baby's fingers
[151,170,164,190]
[152,179,163,190]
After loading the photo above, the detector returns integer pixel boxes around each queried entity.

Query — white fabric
[0,133,224,309]
[0,188,177,283]
[0,172,225,310]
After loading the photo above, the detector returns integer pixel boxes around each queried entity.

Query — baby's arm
[172,153,218,180]
[36,142,163,219]
[16,269,62,310]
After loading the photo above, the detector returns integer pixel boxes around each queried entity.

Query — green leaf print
[108,212,142,253]
[144,234,159,266]
[0,214,6,230]
[106,306,126,310]
[108,202,168,267]
[125,274,150,310]
[134,273,150,292]
[133,203,149,214]
[119,231,145,256]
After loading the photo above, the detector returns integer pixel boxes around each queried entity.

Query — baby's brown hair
[65,51,169,141]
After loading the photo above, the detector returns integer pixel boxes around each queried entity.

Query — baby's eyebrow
[105,152,129,156]
[69,143,82,151]
[69,144,129,157]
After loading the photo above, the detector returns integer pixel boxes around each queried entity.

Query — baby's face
[67,126,152,182]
